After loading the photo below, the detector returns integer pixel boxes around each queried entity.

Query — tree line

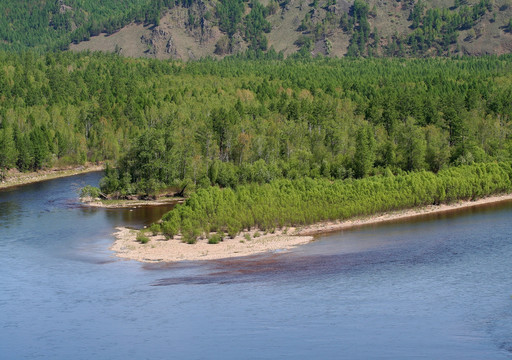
[156,162,512,242]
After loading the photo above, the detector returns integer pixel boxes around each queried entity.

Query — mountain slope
[3,0,512,57]
[0,0,174,51]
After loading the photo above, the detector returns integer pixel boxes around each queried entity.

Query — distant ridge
[3,0,512,57]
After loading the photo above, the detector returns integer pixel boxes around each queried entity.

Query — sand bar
[111,227,312,263]
[0,164,104,190]
[110,192,512,263]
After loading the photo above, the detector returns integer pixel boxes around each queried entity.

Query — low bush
[208,234,222,244]
[149,223,161,236]
[136,232,150,244]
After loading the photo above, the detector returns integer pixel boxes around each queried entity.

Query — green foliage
[400,0,492,56]
[354,126,375,178]
[0,126,18,169]
[345,0,376,57]
[217,0,245,36]
[2,52,512,195]
[149,223,161,236]
[244,1,271,51]
[161,215,180,239]
[208,233,222,244]
[160,162,512,236]
[80,185,101,199]
[136,232,150,244]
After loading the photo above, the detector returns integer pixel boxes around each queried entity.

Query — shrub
[80,185,101,199]
[208,234,222,244]
[149,223,161,236]
[182,227,200,244]
[161,219,179,239]
[227,219,242,239]
[136,232,150,244]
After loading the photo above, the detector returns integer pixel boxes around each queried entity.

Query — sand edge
[0,164,104,190]
[110,192,512,263]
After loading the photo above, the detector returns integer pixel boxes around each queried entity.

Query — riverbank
[0,164,105,190]
[110,192,512,263]
[84,197,185,209]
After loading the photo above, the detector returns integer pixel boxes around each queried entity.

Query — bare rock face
[153,28,169,40]
[140,33,156,55]
[166,36,178,56]
[231,33,245,53]
[141,28,172,56]
[136,0,217,59]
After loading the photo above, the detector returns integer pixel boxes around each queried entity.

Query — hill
[3,0,512,57]
[0,0,173,52]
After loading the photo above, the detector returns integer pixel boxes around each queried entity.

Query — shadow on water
[150,241,452,286]
[151,198,512,287]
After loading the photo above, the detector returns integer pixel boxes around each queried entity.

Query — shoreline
[0,164,104,190]
[83,197,185,209]
[295,192,512,236]
[110,192,512,263]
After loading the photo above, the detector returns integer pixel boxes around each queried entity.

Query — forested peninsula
[1,52,512,259]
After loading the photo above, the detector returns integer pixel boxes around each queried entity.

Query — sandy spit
[110,192,512,263]
[111,227,312,263]
[0,164,104,190]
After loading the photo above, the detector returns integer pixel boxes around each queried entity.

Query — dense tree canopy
[1,52,512,196]
[158,162,512,241]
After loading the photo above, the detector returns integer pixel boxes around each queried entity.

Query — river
[0,172,511,359]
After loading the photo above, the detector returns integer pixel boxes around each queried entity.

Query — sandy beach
[110,192,512,263]
[0,164,104,190]
[111,227,312,263]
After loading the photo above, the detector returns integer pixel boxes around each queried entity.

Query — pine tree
[0,126,18,169]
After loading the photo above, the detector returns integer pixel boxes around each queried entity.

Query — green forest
[2,52,512,182]
[1,51,512,235]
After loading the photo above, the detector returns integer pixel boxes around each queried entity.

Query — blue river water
[0,171,511,359]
